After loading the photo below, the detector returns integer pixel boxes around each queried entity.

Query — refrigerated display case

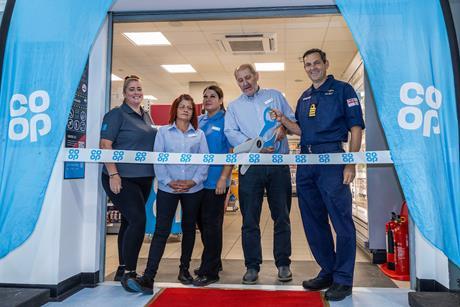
[346,54,404,263]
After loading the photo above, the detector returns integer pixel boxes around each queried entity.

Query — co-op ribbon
[60,148,393,165]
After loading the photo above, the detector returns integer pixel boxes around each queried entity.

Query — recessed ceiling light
[161,64,196,73]
[144,95,158,101]
[111,74,123,81]
[122,32,171,46]
[255,62,285,72]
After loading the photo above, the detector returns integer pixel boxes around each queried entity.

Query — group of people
[100,48,365,302]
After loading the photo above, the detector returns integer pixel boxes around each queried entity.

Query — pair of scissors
[259,107,280,150]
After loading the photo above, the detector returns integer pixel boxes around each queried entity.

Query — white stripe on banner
[60,148,393,165]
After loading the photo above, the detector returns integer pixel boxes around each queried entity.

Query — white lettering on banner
[398,82,441,137]
[8,90,52,142]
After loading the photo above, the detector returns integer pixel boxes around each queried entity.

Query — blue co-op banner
[0,0,114,259]
[337,0,460,266]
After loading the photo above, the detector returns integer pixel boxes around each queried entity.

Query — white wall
[415,226,449,288]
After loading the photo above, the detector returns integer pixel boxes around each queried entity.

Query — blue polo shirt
[295,75,365,146]
[199,110,231,189]
[100,103,156,177]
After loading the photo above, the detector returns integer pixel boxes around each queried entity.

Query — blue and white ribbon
[61,148,393,165]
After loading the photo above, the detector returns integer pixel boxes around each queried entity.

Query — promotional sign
[0,0,114,259]
[64,60,89,179]
[145,182,182,236]
[337,0,460,266]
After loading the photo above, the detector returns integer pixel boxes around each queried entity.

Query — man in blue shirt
[273,49,365,301]
[224,64,295,284]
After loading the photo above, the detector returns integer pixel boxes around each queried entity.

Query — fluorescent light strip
[144,95,158,101]
[123,32,171,46]
[254,62,285,72]
[111,74,123,81]
[161,64,196,73]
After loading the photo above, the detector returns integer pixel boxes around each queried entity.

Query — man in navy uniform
[273,48,364,301]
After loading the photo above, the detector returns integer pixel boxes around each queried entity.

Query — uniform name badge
[308,103,317,117]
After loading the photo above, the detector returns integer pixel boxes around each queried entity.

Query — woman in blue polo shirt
[193,85,232,287]
[126,94,209,294]
[100,75,156,290]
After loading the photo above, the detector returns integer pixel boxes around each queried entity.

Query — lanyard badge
[308,102,317,118]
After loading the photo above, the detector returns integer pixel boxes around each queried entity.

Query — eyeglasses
[124,74,140,80]
[178,105,194,111]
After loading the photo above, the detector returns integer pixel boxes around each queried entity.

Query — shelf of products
[225,167,239,212]
[288,138,300,196]
[107,202,121,234]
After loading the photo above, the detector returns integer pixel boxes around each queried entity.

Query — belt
[301,142,343,154]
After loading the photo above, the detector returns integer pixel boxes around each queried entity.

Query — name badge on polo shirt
[211,126,221,132]
[263,98,274,105]
[188,132,197,138]
[325,89,335,96]
[308,103,317,117]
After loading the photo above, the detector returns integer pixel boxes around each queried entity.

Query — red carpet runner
[147,288,326,307]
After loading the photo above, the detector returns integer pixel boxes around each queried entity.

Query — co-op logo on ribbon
[8,90,51,142]
[398,82,441,137]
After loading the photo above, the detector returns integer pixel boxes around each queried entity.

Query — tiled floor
[105,197,373,276]
[45,197,412,306]
[44,282,412,307]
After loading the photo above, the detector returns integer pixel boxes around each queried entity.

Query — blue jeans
[238,165,292,271]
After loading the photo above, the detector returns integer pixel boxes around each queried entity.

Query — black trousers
[102,174,153,271]
[239,165,292,271]
[196,188,227,278]
[144,189,203,279]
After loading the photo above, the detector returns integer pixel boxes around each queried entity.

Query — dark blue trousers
[297,144,356,286]
[239,165,292,271]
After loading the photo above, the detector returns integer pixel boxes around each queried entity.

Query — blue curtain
[337,0,460,266]
[0,0,114,258]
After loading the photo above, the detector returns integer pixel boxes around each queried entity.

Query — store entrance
[103,12,406,289]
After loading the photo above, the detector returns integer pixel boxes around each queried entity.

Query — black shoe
[114,265,125,282]
[121,271,138,293]
[325,283,352,301]
[242,268,258,285]
[277,266,292,282]
[193,268,201,276]
[127,275,154,295]
[193,275,219,287]
[178,269,194,285]
[302,276,333,290]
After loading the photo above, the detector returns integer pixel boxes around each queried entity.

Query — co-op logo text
[8,90,51,142]
[398,82,441,137]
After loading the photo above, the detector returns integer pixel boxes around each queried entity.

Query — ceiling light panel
[255,62,285,71]
[144,95,158,100]
[123,32,171,46]
[111,74,123,81]
[161,64,196,73]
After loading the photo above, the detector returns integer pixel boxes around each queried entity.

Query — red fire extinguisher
[393,215,410,275]
[385,212,397,270]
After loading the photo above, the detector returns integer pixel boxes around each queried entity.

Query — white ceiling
[111,14,358,108]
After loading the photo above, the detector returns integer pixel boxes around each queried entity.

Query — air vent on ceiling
[216,33,277,54]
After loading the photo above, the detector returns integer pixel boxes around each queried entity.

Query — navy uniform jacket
[295,75,365,146]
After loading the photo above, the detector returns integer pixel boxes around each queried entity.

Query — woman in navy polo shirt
[126,94,209,294]
[100,75,156,290]
[193,85,232,286]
